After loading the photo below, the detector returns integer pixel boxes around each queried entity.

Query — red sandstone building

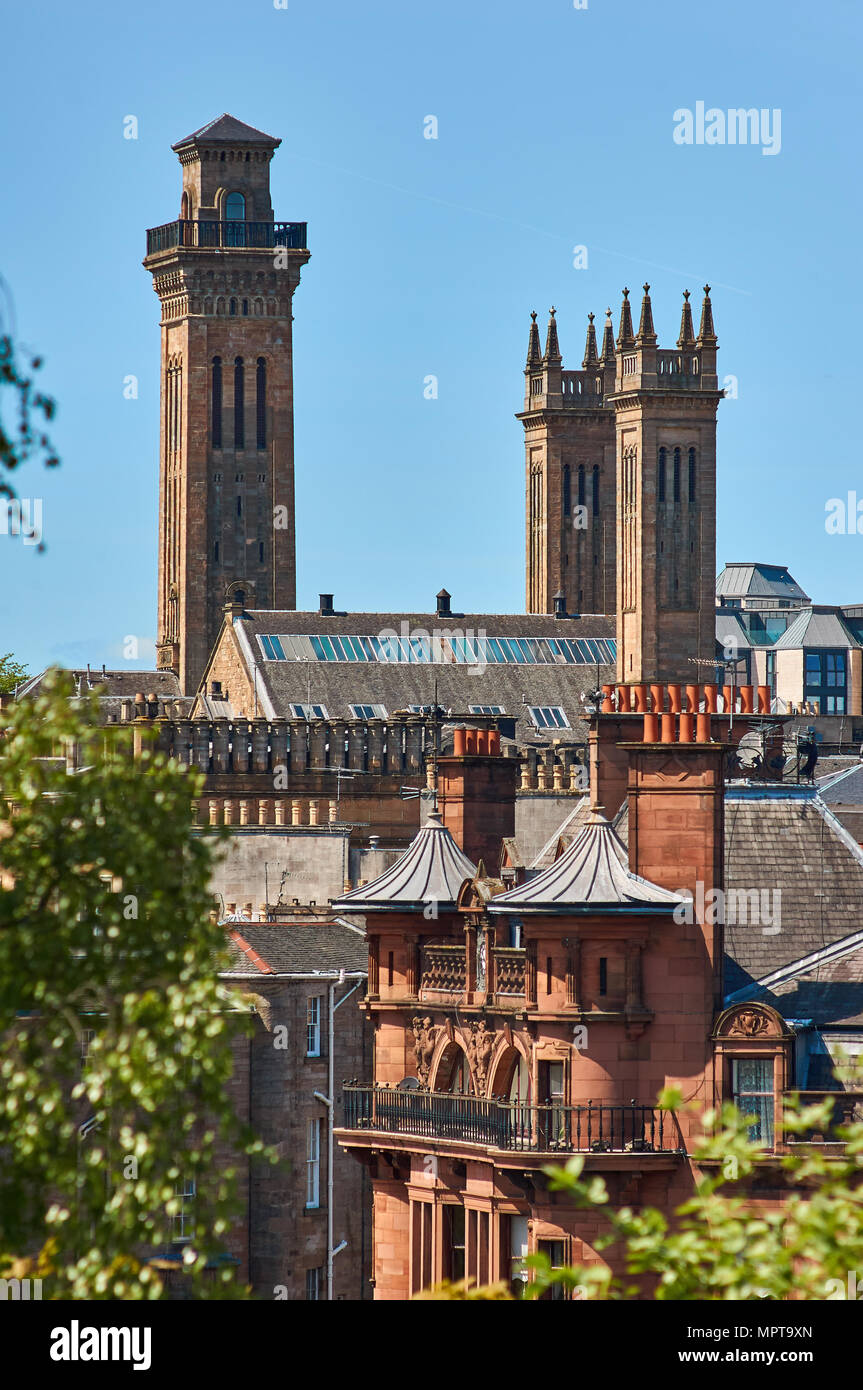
[332,702,853,1298]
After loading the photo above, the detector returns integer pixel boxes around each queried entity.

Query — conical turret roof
[488,808,684,915]
[333,811,477,912]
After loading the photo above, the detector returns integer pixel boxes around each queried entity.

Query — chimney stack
[319,593,334,616]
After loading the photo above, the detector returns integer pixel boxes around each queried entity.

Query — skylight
[256,633,615,666]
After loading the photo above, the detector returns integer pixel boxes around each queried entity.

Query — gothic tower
[143,114,310,693]
[611,285,721,682]
[519,308,617,615]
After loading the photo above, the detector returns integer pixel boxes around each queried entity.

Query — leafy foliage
[0,653,29,695]
[0,673,268,1298]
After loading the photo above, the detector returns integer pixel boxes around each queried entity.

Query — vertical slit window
[562,464,570,517]
[234,357,244,449]
[256,357,266,449]
[211,357,222,448]
[673,447,681,503]
[577,465,586,507]
[658,447,666,503]
[592,464,599,516]
[688,447,696,503]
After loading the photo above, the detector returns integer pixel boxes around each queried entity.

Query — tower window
[673,447,681,503]
[592,464,599,515]
[211,357,222,449]
[237,496,242,517]
[256,358,267,449]
[688,447,696,503]
[229,298,237,316]
[658,447,666,503]
[259,541,264,563]
[562,464,571,517]
[225,192,246,246]
[599,957,607,996]
[234,358,245,449]
[214,541,220,562]
[242,299,249,316]
[577,465,586,508]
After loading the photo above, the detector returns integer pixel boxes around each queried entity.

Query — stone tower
[519,308,617,615]
[143,114,310,693]
[611,285,721,683]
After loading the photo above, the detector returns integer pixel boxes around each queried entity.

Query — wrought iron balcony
[146,220,308,255]
[342,1084,685,1154]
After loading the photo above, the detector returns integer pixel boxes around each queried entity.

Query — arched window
[256,358,266,449]
[688,447,696,503]
[242,299,249,316]
[211,357,222,449]
[225,192,246,247]
[658,447,666,503]
[673,447,681,503]
[577,465,586,508]
[562,464,571,517]
[229,298,237,316]
[234,357,245,449]
[592,464,600,516]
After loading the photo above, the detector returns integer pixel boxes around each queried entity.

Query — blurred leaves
[0,673,268,1298]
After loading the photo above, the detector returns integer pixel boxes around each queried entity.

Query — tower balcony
[341,1084,686,1156]
[145,219,308,256]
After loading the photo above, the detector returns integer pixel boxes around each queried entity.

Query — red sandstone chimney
[624,720,726,1009]
[437,727,517,871]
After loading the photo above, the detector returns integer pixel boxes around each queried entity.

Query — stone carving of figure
[467,1019,496,1095]
[412,1016,437,1088]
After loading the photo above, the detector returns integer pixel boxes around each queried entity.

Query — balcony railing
[342,1084,685,1154]
[146,220,308,255]
[783,1090,863,1146]
[417,941,526,1002]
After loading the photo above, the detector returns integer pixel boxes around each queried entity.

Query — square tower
[143,114,310,693]
[611,286,721,683]
[519,309,617,616]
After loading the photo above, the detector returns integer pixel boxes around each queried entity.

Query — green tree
[0,653,29,694]
[525,1084,863,1302]
[0,672,267,1299]
[413,1084,863,1302]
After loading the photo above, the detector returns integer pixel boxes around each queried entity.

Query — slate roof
[529,796,592,869]
[773,607,861,651]
[222,609,616,745]
[715,563,809,604]
[723,788,863,989]
[737,934,863,1028]
[818,763,863,808]
[17,668,183,700]
[172,114,280,150]
[333,810,476,912]
[715,611,753,650]
[219,917,367,976]
[488,808,683,915]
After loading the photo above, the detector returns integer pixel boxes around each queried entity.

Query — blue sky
[1,0,860,674]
